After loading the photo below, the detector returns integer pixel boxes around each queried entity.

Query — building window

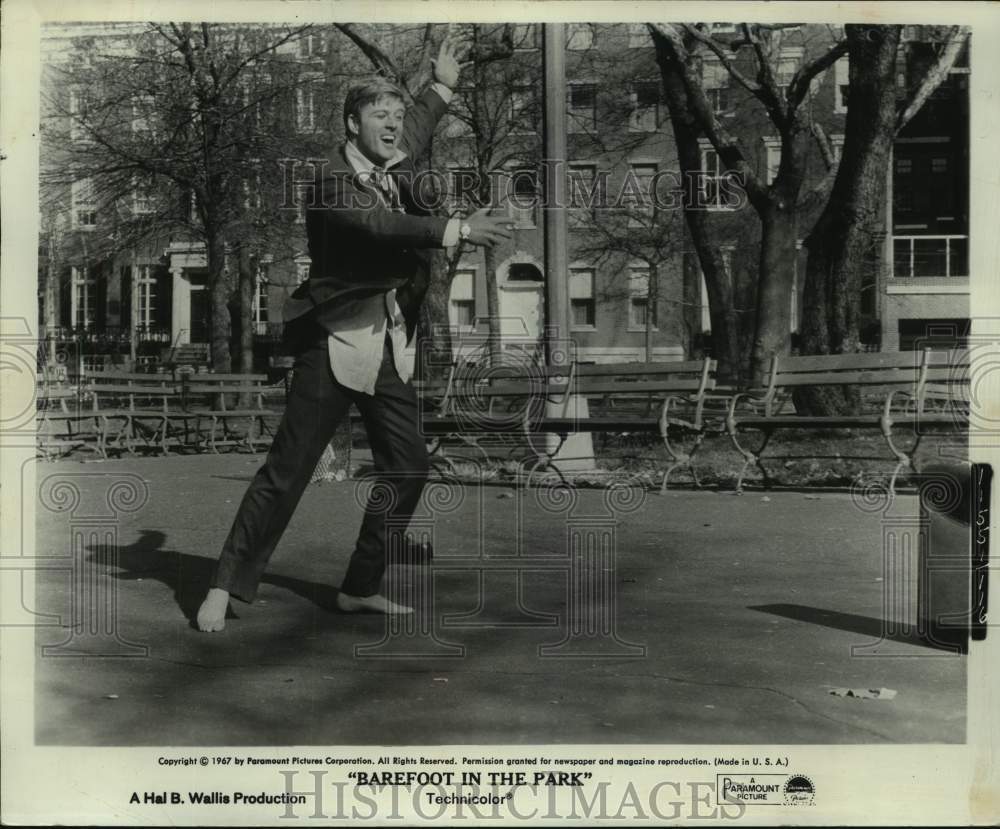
[243,162,263,210]
[569,267,595,328]
[834,56,849,113]
[71,178,97,229]
[296,79,318,133]
[295,258,311,284]
[624,162,657,224]
[253,271,269,333]
[298,31,325,58]
[132,93,155,135]
[69,88,91,141]
[699,143,737,210]
[450,267,476,330]
[628,265,656,330]
[702,58,731,115]
[763,137,782,185]
[511,23,539,50]
[568,82,597,133]
[72,266,97,329]
[568,162,599,227]
[133,178,155,215]
[566,23,594,51]
[506,168,537,229]
[830,134,845,164]
[136,265,156,328]
[295,183,311,223]
[775,47,804,98]
[509,85,536,134]
[627,23,650,48]
[630,81,660,132]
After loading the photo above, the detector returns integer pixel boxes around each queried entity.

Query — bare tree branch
[895,26,970,133]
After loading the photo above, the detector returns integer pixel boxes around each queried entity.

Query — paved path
[32,454,965,745]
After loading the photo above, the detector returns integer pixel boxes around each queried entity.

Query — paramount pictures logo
[717,774,815,807]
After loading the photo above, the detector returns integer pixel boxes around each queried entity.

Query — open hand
[431,35,467,89]
[463,207,514,248]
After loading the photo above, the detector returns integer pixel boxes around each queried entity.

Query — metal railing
[891,234,969,278]
[42,325,172,344]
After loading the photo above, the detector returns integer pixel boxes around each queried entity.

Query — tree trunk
[797,25,901,415]
[206,230,231,372]
[416,249,454,382]
[750,203,798,384]
[236,244,254,374]
[645,262,657,363]
[654,35,742,382]
[483,245,502,365]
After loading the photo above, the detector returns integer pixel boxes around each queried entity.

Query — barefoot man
[197,37,511,630]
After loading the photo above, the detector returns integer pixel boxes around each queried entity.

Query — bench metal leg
[729,426,774,494]
[882,417,922,496]
[659,429,705,493]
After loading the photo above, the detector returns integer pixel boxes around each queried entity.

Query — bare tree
[796,24,969,414]
[42,22,326,370]
[649,22,848,383]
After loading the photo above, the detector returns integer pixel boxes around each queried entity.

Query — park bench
[36,383,94,458]
[83,371,191,455]
[419,357,721,489]
[180,373,283,453]
[725,348,969,493]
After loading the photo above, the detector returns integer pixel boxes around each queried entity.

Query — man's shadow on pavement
[87,530,343,629]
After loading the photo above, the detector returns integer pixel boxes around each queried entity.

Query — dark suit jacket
[287,86,450,346]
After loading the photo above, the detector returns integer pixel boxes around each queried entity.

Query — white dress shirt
[314,84,459,395]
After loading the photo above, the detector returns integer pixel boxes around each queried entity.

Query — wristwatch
[459,222,472,241]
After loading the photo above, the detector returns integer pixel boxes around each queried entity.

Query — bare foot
[336,592,413,615]
[196,588,230,631]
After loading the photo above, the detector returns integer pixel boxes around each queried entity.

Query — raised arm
[399,36,465,159]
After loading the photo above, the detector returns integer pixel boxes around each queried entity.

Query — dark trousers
[211,328,430,601]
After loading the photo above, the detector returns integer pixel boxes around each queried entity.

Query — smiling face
[348,94,405,166]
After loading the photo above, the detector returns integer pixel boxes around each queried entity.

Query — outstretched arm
[400,36,465,159]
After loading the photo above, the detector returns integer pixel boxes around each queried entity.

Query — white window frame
[136,264,156,328]
[71,266,97,329]
[511,23,540,51]
[133,178,154,215]
[69,87,90,142]
[698,141,736,212]
[627,23,650,49]
[294,183,311,224]
[132,93,155,135]
[71,178,97,229]
[629,80,660,133]
[830,133,845,164]
[834,56,849,114]
[776,46,805,97]
[295,256,311,285]
[253,269,269,332]
[568,265,596,330]
[566,23,594,51]
[449,266,477,332]
[296,77,319,133]
[763,136,782,185]
[627,264,656,331]
[505,166,537,229]
[299,31,325,59]
[568,161,599,228]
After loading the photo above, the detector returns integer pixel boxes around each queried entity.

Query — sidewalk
[33,454,965,745]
